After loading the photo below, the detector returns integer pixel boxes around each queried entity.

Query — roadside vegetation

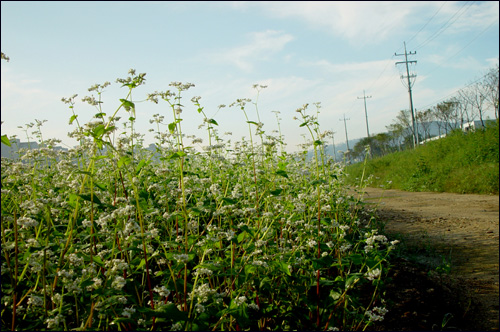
[1,68,398,331]
[345,119,499,194]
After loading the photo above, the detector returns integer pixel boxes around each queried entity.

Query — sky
[1,1,499,153]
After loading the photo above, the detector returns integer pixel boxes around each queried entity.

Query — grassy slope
[345,120,499,195]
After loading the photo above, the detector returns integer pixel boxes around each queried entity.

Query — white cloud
[249,1,419,44]
[232,1,498,47]
[208,30,294,72]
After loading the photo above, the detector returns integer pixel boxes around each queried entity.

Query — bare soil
[352,187,499,331]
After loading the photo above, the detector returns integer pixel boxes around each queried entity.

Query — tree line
[347,64,499,162]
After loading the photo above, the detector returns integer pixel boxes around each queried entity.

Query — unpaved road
[353,187,499,331]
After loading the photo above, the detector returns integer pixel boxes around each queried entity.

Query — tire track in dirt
[352,187,499,331]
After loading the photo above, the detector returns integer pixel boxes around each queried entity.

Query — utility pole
[340,114,350,163]
[395,41,419,148]
[357,90,372,138]
[330,130,337,163]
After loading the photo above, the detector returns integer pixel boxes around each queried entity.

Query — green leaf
[278,261,291,276]
[222,197,237,205]
[275,170,288,178]
[237,232,247,243]
[135,159,149,174]
[92,255,105,268]
[270,189,283,196]
[330,290,342,301]
[169,152,182,159]
[345,274,361,289]
[349,254,363,265]
[1,135,11,147]
[155,303,188,320]
[299,121,308,127]
[69,114,78,125]
[168,122,177,133]
[247,121,259,126]
[118,155,132,168]
[120,99,135,111]
[207,118,218,126]
[135,258,146,271]
[79,193,103,206]
[244,264,257,276]
[314,140,323,146]
[94,182,107,191]
[92,124,105,138]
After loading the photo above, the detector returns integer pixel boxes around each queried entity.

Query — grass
[345,120,499,195]
[1,70,398,331]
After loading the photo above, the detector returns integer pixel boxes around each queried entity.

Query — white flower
[195,303,205,313]
[173,253,189,264]
[121,307,135,318]
[366,306,388,321]
[171,322,183,330]
[234,296,247,306]
[248,303,259,310]
[153,285,171,298]
[365,268,381,281]
[112,276,126,290]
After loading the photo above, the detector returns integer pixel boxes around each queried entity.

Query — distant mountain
[1,138,68,159]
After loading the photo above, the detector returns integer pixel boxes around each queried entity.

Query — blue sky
[2,1,499,152]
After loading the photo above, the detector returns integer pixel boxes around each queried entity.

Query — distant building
[462,120,496,132]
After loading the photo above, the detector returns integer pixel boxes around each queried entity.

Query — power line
[418,70,494,110]
[420,17,499,78]
[406,1,448,46]
[414,1,474,50]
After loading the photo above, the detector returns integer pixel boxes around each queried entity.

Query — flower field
[1,70,397,331]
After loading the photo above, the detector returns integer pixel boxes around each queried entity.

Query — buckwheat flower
[365,268,381,281]
[17,216,39,229]
[117,296,128,304]
[339,225,350,232]
[251,260,268,268]
[248,303,259,310]
[366,306,388,321]
[226,230,235,241]
[121,307,136,318]
[46,314,64,329]
[112,276,126,290]
[173,253,189,264]
[255,239,267,247]
[153,285,171,298]
[306,239,317,248]
[171,322,183,331]
[340,243,352,253]
[82,219,92,228]
[195,303,205,313]
[28,295,43,307]
[234,296,247,306]
[52,293,62,303]
[321,204,332,212]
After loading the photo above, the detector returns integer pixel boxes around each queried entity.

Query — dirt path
[353,187,499,331]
